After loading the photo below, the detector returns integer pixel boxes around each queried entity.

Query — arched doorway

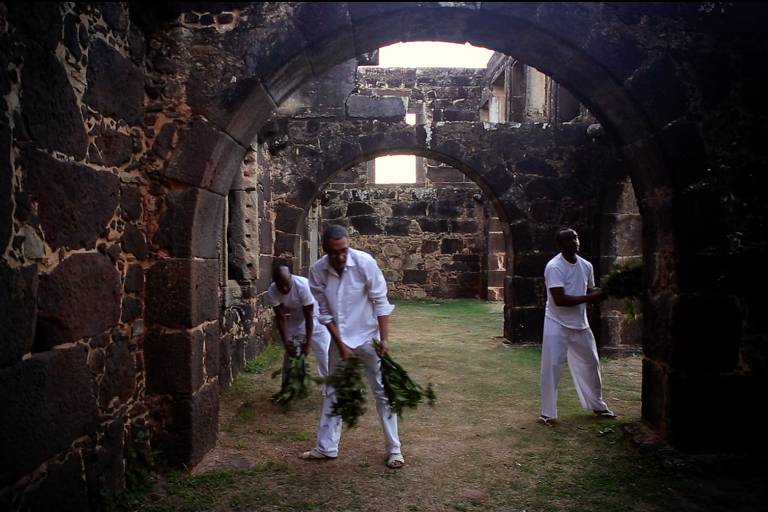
[149,3,690,464]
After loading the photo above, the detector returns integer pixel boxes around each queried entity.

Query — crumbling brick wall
[321,161,492,299]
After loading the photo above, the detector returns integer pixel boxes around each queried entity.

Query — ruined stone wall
[355,66,485,123]
[321,162,491,299]
[0,3,151,508]
[0,4,274,508]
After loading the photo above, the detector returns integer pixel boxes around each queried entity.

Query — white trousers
[314,340,401,457]
[540,317,608,419]
[281,327,331,386]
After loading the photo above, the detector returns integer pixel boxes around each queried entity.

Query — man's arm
[272,305,292,352]
[549,287,605,307]
[375,314,390,356]
[325,320,353,360]
[309,265,352,359]
[365,258,395,356]
[308,265,334,326]
[302,304,314,355]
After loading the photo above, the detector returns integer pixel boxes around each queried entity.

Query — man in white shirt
[538,228,615,426]
[266,263,331,382]
[300,225,404,469]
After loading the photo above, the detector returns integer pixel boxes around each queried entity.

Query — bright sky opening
[376,41,494,68]
[375,154,417,184]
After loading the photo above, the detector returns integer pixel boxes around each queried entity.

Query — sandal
[386,453,405,469]
[537,415,555,426]
[593,409,618,419]
[299,448,336,460]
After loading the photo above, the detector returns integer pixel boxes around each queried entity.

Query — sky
[373,42,493,182]
[376,41,494,68]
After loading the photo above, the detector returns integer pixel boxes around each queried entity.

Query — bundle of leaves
[325,356,367,429]
[377,342,436,418]
[269,354,311,405]
[601,263,643,319]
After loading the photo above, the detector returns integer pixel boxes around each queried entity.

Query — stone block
[346,94,406,120]
[124,263,144,295]
[346,202,375,216]
[100,333,136,409]
[441,109,477,122]
[275,232,299,257]
[89,415,127,494]
[513,252,552,278]
[21,48,88,158]
[451,220,480,234]
[274,203,305,233]
[151,122,177,160]
[505,306,544,343]
[385,217,411,236]
[403,269,427,285]
[83,39,144,125]
[121,296,142,324]
[516,157,558,178]
[413,217,442,233]
[428,198,463,217]
[204,323,221,380]
[625,54,687,131]
[171,381,220,466]
[120,184,143,222]
[21,148,119,250]
[145,259,219,329]
[350,215,383,235]
[36,253,121,349]
[89,128,133,167]
[0,263,38,368]
[22,451,90,512]
[121,223,148,259]
[440,238,463,254]
[489,231,506,253]
[0,347,97,487]
[154,187,225,259]
[421,240,439,254]
[164,118,246,195]
[640,357,668,432]
[144,330,205,395]
[487,270,506,288]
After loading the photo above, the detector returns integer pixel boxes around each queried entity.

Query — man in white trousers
[538,228,616,426]
[300,224,404,469]
[267,263,331,384]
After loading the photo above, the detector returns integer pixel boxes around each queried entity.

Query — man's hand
[590,288,606,302]
[375,338,389,357]
[338,342,353,360]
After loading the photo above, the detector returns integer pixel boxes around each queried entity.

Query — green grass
[119,299,766,512]
[242,342,283,374]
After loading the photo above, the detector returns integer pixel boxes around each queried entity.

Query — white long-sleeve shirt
[308,248,395,349]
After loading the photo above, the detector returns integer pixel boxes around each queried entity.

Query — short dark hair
[272,258,293,276]
[322,224,348,242]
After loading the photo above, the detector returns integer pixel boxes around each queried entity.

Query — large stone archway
[151,3,738,461]
[258,119,618,340]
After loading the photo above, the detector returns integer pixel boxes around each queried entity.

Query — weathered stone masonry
[2,3,768,509]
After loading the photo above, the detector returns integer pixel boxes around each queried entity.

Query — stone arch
[153,3,724,463]
[292,142,521,307]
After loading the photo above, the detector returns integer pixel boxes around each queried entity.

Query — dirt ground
[127,300,766,512]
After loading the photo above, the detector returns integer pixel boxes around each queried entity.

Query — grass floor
[120,299,766,512]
